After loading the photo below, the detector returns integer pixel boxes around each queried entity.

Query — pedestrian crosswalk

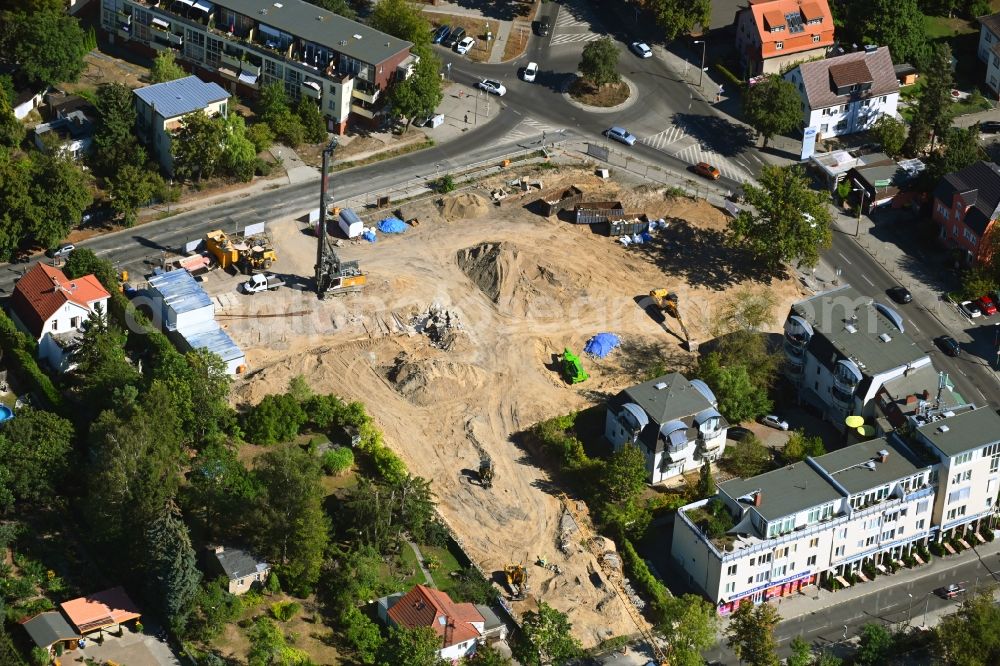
[638,127,687,152]
[554,2,596,27]
[506,116,561,143]
[639,129,751,183]
[550,32,605,46]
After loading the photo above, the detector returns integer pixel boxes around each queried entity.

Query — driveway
[74,625,181,666]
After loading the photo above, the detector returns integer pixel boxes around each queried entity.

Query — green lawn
[922,14,977,40]
[419,544,464,597]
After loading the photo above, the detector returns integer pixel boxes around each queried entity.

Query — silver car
[605,126,637,146]
[762,415,789,430]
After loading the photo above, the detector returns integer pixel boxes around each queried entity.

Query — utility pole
[693,40,706,88]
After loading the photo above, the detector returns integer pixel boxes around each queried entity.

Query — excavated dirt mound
[457,241,583,316]
[441,192,490,220]
[386,353,487,406]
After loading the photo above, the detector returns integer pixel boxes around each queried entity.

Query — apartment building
[604,373,728,484]
[100,0,414,133]
[671,405,1000,612]
[733,0,834,76]
[783,285,931,431]
[977,13,1000,94]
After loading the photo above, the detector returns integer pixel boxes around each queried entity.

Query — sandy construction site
[207,165,808,645]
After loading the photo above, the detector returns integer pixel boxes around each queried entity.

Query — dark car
[980,121,1000,134]
[534,19,550,36]
[936,583,965,599]
[443,26,465,48]
[936,335,961,357]
[728,426,753,442]
[887,286,913,304]
[432,24,451,44]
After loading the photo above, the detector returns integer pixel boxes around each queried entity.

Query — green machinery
[561,348,588,384]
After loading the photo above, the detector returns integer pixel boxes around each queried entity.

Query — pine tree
[697,459,715,497]
[146,500,202,632]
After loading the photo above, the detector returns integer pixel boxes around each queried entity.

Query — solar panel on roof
[786,11,804,33]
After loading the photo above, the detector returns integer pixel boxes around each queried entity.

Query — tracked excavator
[477,456,494,489]
[504,563,528,600]
[315,139,366,298]
[649,289,694,351]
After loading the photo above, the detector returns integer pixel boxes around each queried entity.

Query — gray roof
[932,161,1000,236]
[981,12,1000,37]
[475,604,504,632]
[796,47,899,110]
[133,76,229,119]
[149,268,214,315]
[916,407,1000,456]
[789,285,926,377]
[720,461,841,522]
[812,436,929,495]
[212,0,411,65]
[22,612,80,649]
[213,546,268,580]
[619,373,716,425]
[880,364,963,412]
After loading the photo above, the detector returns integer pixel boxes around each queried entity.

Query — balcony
[221,52,242,69]
[301,81,322,100]
[350,103,375,119]
[351,87,379,104]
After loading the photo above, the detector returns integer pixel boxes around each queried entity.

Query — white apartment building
[100,0,414,133]
[604,373,728,484]
[783,285,931,431]
[977,13,1000,94]
[671,406,1000,613]
[784,47,899,139]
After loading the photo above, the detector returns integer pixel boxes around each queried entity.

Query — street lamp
[852,177,868,237]
[907,593,914,625]
[994,323,1000,370]
[693,40,706,88]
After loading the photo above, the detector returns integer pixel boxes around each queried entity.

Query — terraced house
[672,405,1000,613]
[100,0,414,133]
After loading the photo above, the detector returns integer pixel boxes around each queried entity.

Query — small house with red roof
[734,0,835,76]
[9,263,110,372]
[380,584,488,660]
[60,586,142,636]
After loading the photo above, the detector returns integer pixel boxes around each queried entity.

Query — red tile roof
[387,585,484,648]
[749,0,834,57]
[61,587,141,634]
[10,263,110,337]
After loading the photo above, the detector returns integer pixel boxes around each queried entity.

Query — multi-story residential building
[604,373,728,484]
[783,47,899,140]
[673,435,937,612]
[931,160,1000,266]
[671,405,1000,613]
[133,75,230,174]
[783,285,930,430]
[100,0,414,133]
[733,0,834,76]
[977,13,1000,94]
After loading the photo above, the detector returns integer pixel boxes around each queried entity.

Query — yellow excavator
[478,457,494,489]
[504,563,528,600]
[649,289,692,350]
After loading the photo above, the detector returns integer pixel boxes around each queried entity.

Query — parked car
[961,300,982,318]
[762,415,789,430]
[936,335,961,357]
[630,41,653,58]
[46,244,75,258]
[887,286,913,304]
[936,583,965,599]
[980,121,1000,134]
[977,294,998,316]
[604,126,637,146]
[522,61,538,82]
[455,36,476,55]
[728,426,753,442]
[534,19,550,36]
[694,162,721,180]
[444,27,465,48]
[432,24,451,44]
[242,273,285,294]
[477,79,506,96]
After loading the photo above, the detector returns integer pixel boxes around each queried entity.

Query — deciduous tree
[724,435,772,478]
[341,605,383,664]
[782,430,826,462]
[108,164,157,226]
[10,9,88,85]
[390,44,443,128]
[579,37,620,87]
[697,352,773,423]
[514,602,582,666]
[727,164,832,270]
[75,304,140,409]
[0,407,73,512]
[870,116,907,158]
[855,623,892,666]
[172,110,224,182]
[28,151,93,249]
[63,248,120,292]
[726,601,781,666]
[858,0,926,66]
[934,587,1000,665]
[369,0,432,45]
[0,90,23,148]
[296,97,328,143]
[376,626,445,666]
[743,75,802,147]
[600,443,647,504]
[649,0,711,40]
[788,636,814,666]
[150,51,186,83]
[661,594,720,666]
[243,392,307,445]
[220,114,258,182]
[145,500,201,632]
[930,126,985,181]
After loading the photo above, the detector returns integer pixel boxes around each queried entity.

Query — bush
[529,412,590,470]
[242,393,307,445]
[269,600,301,622]
[983,527,995,542]
[929,541,944,557]
[246,123,274,153]
[621,538,670,624]
[715,63,743,86]
[321,447,354,475]
[436,174,456,193]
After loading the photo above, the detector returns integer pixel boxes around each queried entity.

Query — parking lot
[73,624,181,666]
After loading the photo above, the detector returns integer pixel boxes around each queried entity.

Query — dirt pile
[441,192,490,221]
[411,304,465,350]
[386,352,486,407]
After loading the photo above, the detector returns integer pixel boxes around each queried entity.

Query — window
[879,96,886,103]
[807,555,817,566]
[755,572,768,583]
[916,519,925,530]
[70,316,81,328]
[917,500,929,514]
[51,320,58,331]
[725,581,736,594]
[772,564,787,578]
[947,505,968,520]
[808,508,820,524]
[834,545,845,557]
[775,41,784,50]
[949,487,971,504]
[822,504,834,520]
[809,537,819,548]
[727,564,737,575]
[857,540,864,548]
[748,576,753,584]
[760,553,772,564]
[865,536,876,547]
[994,55,999,68]
[749,557,755,566]
[954,452,974,465]
[881,529,895,541]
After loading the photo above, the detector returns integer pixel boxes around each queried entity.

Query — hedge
[621,538,671,624]
[0,310,63,412]
[715,63,744,88]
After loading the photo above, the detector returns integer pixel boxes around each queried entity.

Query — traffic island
[563,75,637,114]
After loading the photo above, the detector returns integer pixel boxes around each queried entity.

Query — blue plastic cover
[377,217,407,233]
[584,332,621,358]
[362,230,377,243]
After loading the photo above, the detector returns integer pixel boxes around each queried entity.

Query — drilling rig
[315,139,366,299]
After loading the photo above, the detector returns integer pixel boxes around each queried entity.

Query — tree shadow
[671,112,756,158]
[442,0,540,22]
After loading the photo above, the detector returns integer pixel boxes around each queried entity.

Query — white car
[478,79,507,96]
[523,61,538,82]
[762,415,789,431]
[630,41,653,58]
[604,126,637,146]
[456,36,476,55]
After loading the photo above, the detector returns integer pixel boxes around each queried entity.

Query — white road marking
[860,274,874,286]
[908,321,921,333]
[549,33,604,46]
[837,252,852,265]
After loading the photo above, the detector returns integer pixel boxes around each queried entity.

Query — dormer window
[775,41,784,50]
[813,34,821,43]
[771,25,785,33]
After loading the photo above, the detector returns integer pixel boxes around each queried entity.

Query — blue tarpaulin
[584,333,620,358]
[377,217,407,233]
[362,230,377,243]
